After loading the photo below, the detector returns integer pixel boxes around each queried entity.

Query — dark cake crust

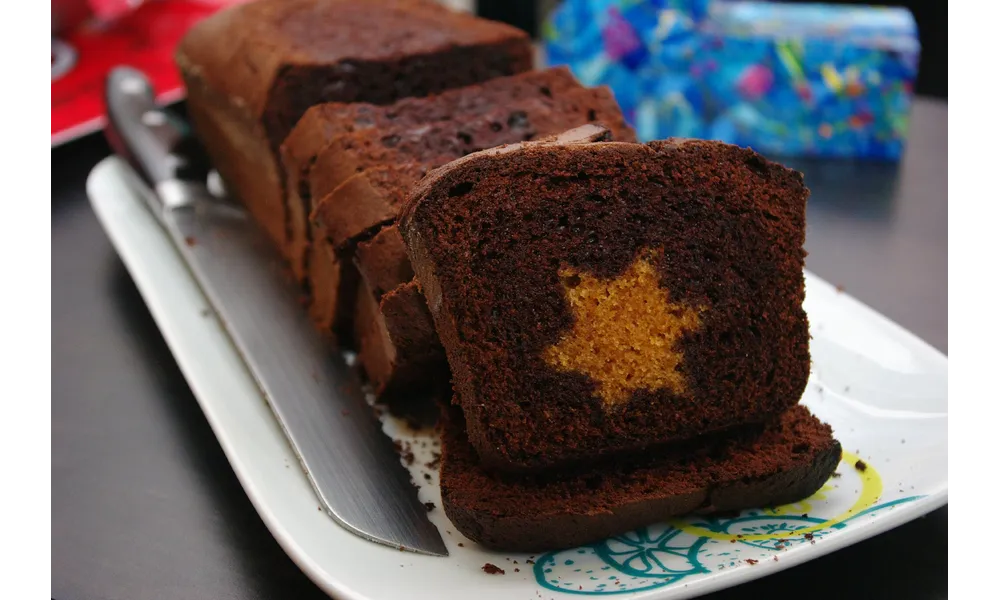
[440,404,841,552]
[401,127,811,471]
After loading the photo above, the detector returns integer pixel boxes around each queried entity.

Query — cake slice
[400,126,812,471]
[176,0,532,251]
[354,277,448,412]
[280,67,585,280]
[305,91,634,339]
[353,226,447,406]
[441,403,841,552]
[354,224,415,300]
[308,85,635,256]
[331,120,633,406]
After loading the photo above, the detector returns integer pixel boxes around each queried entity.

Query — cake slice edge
[440,403,841,552]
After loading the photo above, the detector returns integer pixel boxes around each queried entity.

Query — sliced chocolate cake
[306,90,633,343]
[354,277,448,414]
[440,403,840,552]
[400,126,812,471]
[309,85,635,256]
[176,0,532,250]
[281,67,586,279]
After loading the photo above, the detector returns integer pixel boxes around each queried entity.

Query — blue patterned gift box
[543,0,920,160]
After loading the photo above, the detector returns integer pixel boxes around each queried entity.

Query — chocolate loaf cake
[400,126,812,471]
[281,67,585,279]
[176,0,532,250]
[440,403,840,552]
[305,90,633,339]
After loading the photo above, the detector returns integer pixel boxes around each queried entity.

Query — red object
[51,1,244,146]
[89,0,142,21]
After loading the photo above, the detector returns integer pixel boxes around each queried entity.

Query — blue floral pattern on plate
[533,452,923,596]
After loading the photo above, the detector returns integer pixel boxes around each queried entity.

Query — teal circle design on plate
[534,496,924,595]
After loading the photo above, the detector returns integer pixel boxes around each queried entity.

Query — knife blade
[103,66,447,557]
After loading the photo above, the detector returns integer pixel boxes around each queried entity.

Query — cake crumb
[185,236,197,246]
[514,568,520,573]
[831,471,841,478]
[482,563,505,575]
[803,532,814,540]
[392,440,415,465]
[426,451,442,469]
[423,502,435,512]
[854,459,868,472]
[773,556,779,562]
[526,559,535,565]
[835,284,845,293]
[423,473,432,481]
[745,559,758,566]
[457,542,464,547]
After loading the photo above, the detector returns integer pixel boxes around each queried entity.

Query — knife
[103,66,447,557]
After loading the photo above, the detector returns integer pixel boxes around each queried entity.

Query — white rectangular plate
[88,156,947,600]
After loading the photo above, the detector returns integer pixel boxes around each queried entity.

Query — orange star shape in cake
[542,249,705,407]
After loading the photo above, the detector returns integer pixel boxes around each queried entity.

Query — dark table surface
[52,98,947,600]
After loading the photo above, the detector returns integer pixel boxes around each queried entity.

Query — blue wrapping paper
[544,0,920,159]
